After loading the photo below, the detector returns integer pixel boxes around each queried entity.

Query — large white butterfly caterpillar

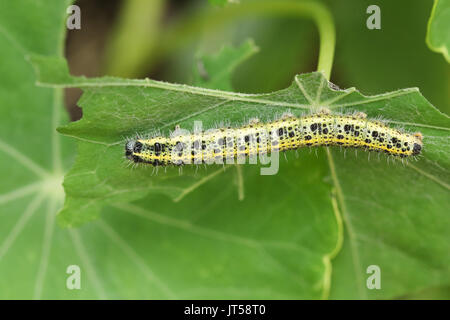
[125,111,423,166]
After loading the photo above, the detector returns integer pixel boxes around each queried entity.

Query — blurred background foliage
[65,0,449,123]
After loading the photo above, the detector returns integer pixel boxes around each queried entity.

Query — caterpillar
[125,111,423,166]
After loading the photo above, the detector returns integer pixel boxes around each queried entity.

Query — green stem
[158,0,335,80]
[103,0,165,77]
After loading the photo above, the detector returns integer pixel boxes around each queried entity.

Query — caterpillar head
[125,139,143,161]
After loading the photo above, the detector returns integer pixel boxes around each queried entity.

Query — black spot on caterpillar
[125,112,423,166]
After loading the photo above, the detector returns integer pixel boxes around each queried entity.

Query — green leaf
[29,56,448,225]
[427,0,450,63]
[0,0,78,298]
[31,51,450,299]
[3,0,450,300]
[192,39,259,90]
[28,37,340,299]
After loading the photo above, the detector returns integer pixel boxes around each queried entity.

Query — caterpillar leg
[355,112,367,119]
[317,107,331,115]
[280,111,295,119]
[249,117,260,125]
